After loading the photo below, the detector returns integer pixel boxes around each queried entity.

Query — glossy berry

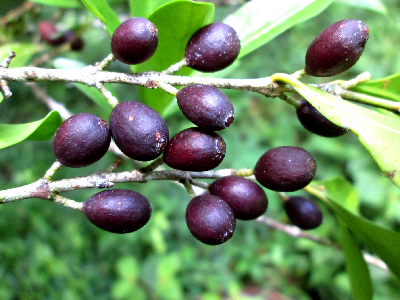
[177,85,234,131]
[296,99,347,137]
[83,189,152,234]
[186,194,236,245]
[109,101,169,161]
[305,19,369,77]
[284,196,323,230]
[254,146,317,192]
[163,127,226,171]
[111,17,158,65]
[53,113,111,168]
[38,22,66,46]
[184,23,241,72]
[209,176,268,220]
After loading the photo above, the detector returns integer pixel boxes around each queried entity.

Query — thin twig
[256,215,388,271]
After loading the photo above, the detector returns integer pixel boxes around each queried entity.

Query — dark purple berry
[305,19,369,77]
[254,146,317,192]
[296,99,347,137]
[209,176,268,220]
[186,194,236,245]
[177,85,234,131]
[284,196,323,230]
[83,189,152,234]
[111,17,158,65]
[52,113,111,168]
[38,22,66,46]
[184,23,241,72]
[163,127,226,171]
[109,101,169,161]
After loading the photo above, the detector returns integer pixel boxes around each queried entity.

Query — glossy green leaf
[350,72,400,102]
[0,44,43,68]
[0,111,62,149]
[80,0,120,35]
[129,0,173,18]
[224,0,333,59]
[339,221,373,300]
[286,75,400,188]
[31,0,81,8]
[134,1,214,116]
[0,93,3,103]
[310,179,400,280]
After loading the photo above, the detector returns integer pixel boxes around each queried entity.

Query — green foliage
[31,0,81,8]
[1,0,400,299]
[351,71,400,102]
[224,0,334,59]
[339,220,372,300]
[0,111,61,149]
[79,0,120,35]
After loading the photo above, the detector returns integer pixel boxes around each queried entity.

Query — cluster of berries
[51,17,369,244]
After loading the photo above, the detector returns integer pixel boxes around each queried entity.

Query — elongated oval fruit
[305,19,369,77]
[52,113,111,168]
[184,23,241,72]
[254,146,317,192]
[177,84,234,131]
[163,127,226,171]
[83,189,152,234]
[296,99,347,137]
[209,175,268,220]
[109,101,169,161]
[186,194,236,245]
[284,196,323,230]
[111,17,158,65]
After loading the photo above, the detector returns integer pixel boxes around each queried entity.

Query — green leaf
[129,0,173,18]
[224,0,333,59]
[30,0,81,8]
[323,177,359,214]
[310,179,400,280]
[0,93,3,103]
[80,0,120,35]
[284,75,400,188]
[339,220,373,300]
[350,72,400,102]
[74,84,113,114]
[0,44,43,68]
[134,0,214,116]
[0,111,62,149]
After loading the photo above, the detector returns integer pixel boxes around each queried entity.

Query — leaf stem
[340,90,400,112]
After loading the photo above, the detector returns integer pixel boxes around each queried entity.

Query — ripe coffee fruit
[254,146,317,192]
[186,194,236,245]
[109,101,169,161]
[83,189,152,234]
[305,19,369,77]
[111,17,158,65]
[163,127,226,171]
[177,84,234,131]
[209,176,268,220]
[296,99,347,137]
[184,23,241,72]
[284,196,323,230]
[53,113,111,168]
[38,22,66,46]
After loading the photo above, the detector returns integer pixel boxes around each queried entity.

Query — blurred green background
[1,0,400,299]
